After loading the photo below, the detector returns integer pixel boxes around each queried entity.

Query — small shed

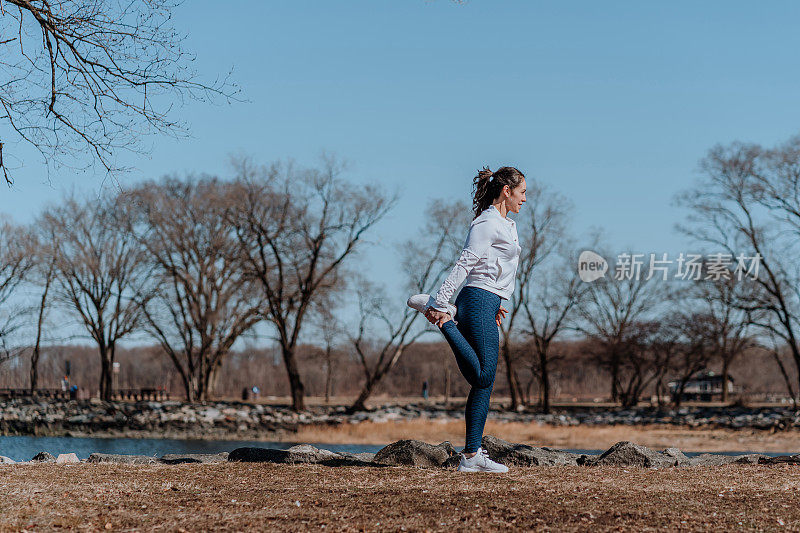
[668,371,735,402]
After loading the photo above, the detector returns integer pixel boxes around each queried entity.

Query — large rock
[662,448,690,466]
[480,435,580,466]
[87,453,158,465]
[337,452,375,462]
[759,454,800,465]
[160,452,229,464]
[687,453,764,466]
[0,456,16,464]
[56,453,80,464]
[30,452,56,463]
[590,441,674,468]
[330,452,378,467]
[229,444,341,464]
[372,440,457,468]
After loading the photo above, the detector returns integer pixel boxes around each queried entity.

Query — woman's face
[505,178,526,214]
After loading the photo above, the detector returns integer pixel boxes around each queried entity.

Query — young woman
[407,166,526,473]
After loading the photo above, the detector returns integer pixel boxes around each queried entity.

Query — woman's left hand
[495,306,508,326]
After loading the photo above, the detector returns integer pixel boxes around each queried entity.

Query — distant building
[668,371,736,402]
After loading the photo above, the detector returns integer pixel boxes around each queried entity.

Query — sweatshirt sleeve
[431,218,496,312]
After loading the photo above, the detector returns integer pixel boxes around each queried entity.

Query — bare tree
[28,230,56,392]
[499,180,570,410]
[576,260,663,403]
[307,294,346,405]
[760,319,798,405]
[0,219,34,366]
[228,155,396,411]
[0,0,238,185]
[345,278,427,412]
[667,312,717,408]
[521,251,586,413]
[675,134,800,402]
[613,320,664,408]
[120,176,262,402]
[649,317,685,408]
[345,198,470,412]
[319,315,341,406]
[38,195,147,399]
[689,270,759,403]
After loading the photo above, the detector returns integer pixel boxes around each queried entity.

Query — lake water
[0,436,793,462]
[0,436,384,462]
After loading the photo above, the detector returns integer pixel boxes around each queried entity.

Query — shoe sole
[457,465,509,473]
[407,296,458,324]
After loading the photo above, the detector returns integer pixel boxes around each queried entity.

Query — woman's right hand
[424,308,452,328]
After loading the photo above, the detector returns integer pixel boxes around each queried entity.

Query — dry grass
[289,419,800,453]
[1,462,799,531]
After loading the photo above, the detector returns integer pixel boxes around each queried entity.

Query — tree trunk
[501,339,521,410]
[525,378,534,406]
[208,360,221,400]
[180,372,195,403]
[672,377,691,408]
[324,357,333,405]
[655,378,666,409]
[99,350,113,401]
[29,347,40,394]
[282,347,306,411]
[610,352,620,403]
[539,349,550,414]
[30,270,52,393]
[349,381,373,413]
[199,362,213,402]
[721,357,730,404]
[325,345,333,405]
[772,349,797,407]
[511,368,525,407]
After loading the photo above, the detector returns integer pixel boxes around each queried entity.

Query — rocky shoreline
[2,436,799,468]
[1,398,800,439]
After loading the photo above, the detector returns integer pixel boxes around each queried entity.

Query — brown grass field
[1,462,799,531]
[289,419,800,454]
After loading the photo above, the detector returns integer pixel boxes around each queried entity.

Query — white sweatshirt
[432,205,522,313]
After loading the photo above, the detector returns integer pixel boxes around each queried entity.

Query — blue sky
[5,1,800,338]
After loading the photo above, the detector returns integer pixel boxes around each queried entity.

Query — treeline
[0,339,794,403]
[3,135,800,412]
[0,155,400,410]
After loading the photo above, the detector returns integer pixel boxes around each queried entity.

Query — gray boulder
[590,441,674,468]
[662,448,690,466]
[689,453,765,466]
[87,453,158,465]
[337,452,375,462]
[332,451,377,466]
[372,439,457,468]
[30,451,56,463]
[56,453,80,464]
[228,444,341,464]
[480,435,580,466]
[758,454,800,465]
[0,456,16,464]
[160,452,229,464]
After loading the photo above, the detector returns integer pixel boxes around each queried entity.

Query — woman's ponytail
[471,166,525,219]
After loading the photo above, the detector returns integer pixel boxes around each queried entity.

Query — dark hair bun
[471,165,525,219]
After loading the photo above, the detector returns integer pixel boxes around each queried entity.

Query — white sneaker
[406,294,457,323]
[457,447,509,473]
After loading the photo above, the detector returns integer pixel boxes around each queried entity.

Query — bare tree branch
[0,0,240,185]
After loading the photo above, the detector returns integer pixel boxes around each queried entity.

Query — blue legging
[438,286,501,453]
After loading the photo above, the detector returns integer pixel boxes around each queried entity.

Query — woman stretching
[407,166,526,473]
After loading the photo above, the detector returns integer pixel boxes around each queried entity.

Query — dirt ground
[1,463,799,532]
[289,419,800,454]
